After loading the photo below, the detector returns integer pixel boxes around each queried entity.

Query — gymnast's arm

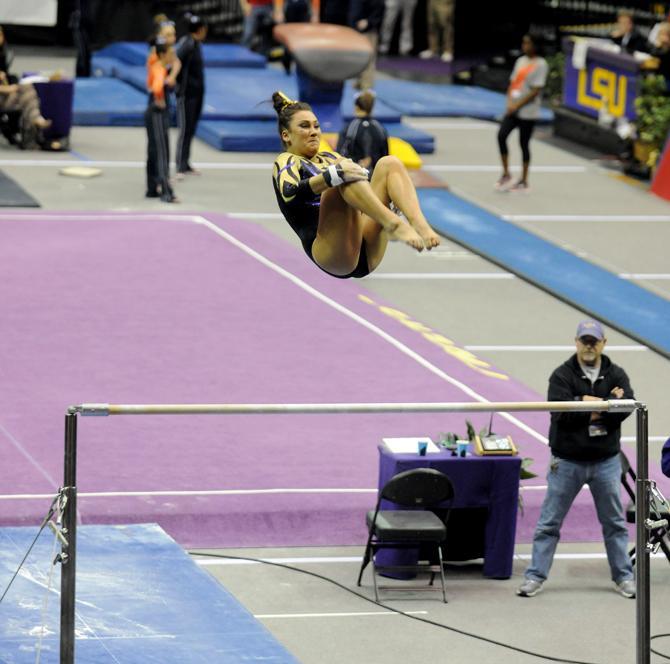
[274,156,369,201]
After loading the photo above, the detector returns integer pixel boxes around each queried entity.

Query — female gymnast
[271,91,440,279]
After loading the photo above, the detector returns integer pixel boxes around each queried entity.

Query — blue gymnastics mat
[73,77,147,126]
[94,42,266,68]
[419,189,670,356]
[197,119,434,153]
[90,62,403,124]
[90,55,119,78]
[100,66,296,120]
[375,79,554,122]
[0,524,298,663]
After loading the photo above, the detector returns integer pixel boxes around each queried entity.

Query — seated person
[648,21,670,83]
[610,10,649,54]
[0,26,51,148]
[648,11,670,47]
[336,90,389,173]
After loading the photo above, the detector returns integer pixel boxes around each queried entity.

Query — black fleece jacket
[548,354,634,462]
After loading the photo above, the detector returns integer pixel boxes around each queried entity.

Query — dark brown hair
[354,90,376,115]
[272,91,312,147]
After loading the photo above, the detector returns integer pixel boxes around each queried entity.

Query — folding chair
[356,468,454,602]
[619,450,670,565]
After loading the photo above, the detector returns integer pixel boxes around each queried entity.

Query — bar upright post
[635,405,650,664]
[60,413,77,664]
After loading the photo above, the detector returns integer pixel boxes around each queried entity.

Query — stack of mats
[81,41,552,150]
[86,46,435,151]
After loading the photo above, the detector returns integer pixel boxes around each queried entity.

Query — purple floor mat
[0,211,650,548]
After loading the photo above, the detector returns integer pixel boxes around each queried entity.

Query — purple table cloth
[377,446,521,579]
[34,80,74,138]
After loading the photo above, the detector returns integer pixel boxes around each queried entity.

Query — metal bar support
[635,405,650,664]
[60,413,77,664]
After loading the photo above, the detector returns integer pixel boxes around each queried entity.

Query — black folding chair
[619,450,670,565]
[357,468,454,602]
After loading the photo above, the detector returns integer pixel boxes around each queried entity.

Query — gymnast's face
[282,110,321,158]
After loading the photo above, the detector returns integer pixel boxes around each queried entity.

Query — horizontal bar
[70,400,640,416]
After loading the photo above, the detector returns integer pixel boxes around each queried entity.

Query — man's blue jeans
[525,454,633,583]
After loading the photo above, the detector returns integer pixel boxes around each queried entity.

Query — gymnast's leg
[313,181,423,274]
[311,187,369,276]
[345,155,441,249]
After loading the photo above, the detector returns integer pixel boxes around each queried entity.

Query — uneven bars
[61,398,652,664]
[70,399,639,416]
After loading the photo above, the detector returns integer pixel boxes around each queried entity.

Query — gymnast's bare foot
[408,216,441,250]
[387,221,424,251]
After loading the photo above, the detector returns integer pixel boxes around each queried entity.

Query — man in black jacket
[517,320,636,599]
[610,10,649,55]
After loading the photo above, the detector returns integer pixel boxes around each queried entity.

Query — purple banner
[563,38,639,121]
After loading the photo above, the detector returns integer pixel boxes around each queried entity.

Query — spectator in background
[282,0,312,22]
[610,10,649,55]
[145,38,177,203]
[495,33,547,193]
[69,0,92,77]
[517,320,636,600]
[0,24,15,81]
[150,13,169,43]
[149,17,181,83]
[0,25,52,148]
[419,0,455,63]
[320,0,350,25]
[348,0,384,90]
[337,90,389,172]
[378,0,418,57]
[648,12,670,48]
[648,22,670,85]
[277,0,312,74]
[662,439,670,477]
[241,0,282,51]
[175,14,207,179]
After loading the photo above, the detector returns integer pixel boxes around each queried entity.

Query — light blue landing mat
[419,189,670,357]
[375,79,554,122]
[0,524,299,663]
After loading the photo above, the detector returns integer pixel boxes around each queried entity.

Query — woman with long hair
[271,91,440,279]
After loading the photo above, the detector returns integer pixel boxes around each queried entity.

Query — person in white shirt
[494,33,548,193]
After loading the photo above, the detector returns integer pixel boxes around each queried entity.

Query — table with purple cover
[33,80,74,139]
[377,445,522,579]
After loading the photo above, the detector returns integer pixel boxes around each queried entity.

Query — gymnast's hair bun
[272,91,297,114]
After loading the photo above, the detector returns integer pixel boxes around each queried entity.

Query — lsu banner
[563,39,639,121]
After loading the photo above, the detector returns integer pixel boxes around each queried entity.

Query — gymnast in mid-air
[271,91,440,279]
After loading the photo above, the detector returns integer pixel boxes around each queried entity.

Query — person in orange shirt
[495,34,548,193]
[145,38,178,202]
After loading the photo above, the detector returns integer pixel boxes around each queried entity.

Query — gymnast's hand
[337,158,369,183]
